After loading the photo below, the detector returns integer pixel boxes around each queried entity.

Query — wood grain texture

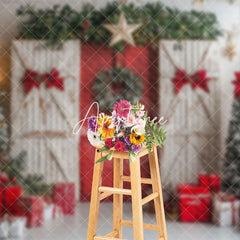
[130,157,144,240]
[87,150,104,240]
[10,40,80,199]
[113,158,123,238]
[149,146,168,240]
[88,146,167,240]
[121,220,159,231]
[159,40,221,189]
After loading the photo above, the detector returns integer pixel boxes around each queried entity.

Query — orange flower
[98,115,115,139]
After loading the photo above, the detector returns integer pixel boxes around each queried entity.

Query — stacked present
[212,192,240,227]
[53,183,75,215]
[3,186,22,216]
[178,173,220,223]
[0,173,26,238]
[0,173,22,217]
[17,196,44,228]
[43,195,63,221]
[176,173,240,227]
[0,173,75,231]
[178,184,211,222]
[198,174,221,193]
[0,215,25,239]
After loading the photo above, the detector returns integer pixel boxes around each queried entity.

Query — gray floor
[22,202,239,240]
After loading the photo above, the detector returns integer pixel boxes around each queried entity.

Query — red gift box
[0,188,2,216]
[53,183,75,215]
[52,204,63,219]
[18,196,44,228]
[212,192,240,226]
[178,184,211,222]
[3,186,22,215]
[199,174,221,193]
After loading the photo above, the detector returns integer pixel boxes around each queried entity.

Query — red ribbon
[172,69,189,94]
[216,193,236,225]
[22,70,41,94]
[172,68,211,94]
[232,72,240,99]
[22,68,64,94]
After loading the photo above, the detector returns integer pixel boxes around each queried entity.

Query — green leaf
[106,152,113,160]
[98,145,110,152]
[129,151,138,163]
[96,152,113,164]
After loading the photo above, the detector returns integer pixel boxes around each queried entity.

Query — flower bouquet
[87,100,166,163]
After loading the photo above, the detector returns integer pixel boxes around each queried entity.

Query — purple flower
[88,116,98,132]
[125,135,131,146]
[124,145,130,152]
[112,113,125,131]
[132,144,141,153]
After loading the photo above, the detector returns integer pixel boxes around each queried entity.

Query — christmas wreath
[92,67,143,112]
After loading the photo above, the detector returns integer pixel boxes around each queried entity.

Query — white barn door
[10,40,80,199]
[159,40,221,190]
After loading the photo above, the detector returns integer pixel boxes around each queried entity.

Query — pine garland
[17,5,83,48]
[16,2,222,49]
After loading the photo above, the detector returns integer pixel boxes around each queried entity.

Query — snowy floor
[22,202,240,240]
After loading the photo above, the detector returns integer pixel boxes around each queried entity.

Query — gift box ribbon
[215,194,238,225]
[179,193,211,205]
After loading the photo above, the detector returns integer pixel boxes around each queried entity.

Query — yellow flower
[129,133,146,146]
[97,115,115,139]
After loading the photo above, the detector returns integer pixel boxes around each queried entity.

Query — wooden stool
[87,145,168,240]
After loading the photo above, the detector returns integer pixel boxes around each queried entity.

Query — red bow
[172,68,211,94]
[172,69,189,94]
[22,68,64,94]
[43,68,64,91]
[232,72,240,99]
[22,70,41,94]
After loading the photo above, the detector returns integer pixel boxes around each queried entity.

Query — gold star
[223,31,237,61]
[103,13,141,46]
[193,0,205,4]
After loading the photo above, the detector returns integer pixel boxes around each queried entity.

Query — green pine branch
[16,2,222,49]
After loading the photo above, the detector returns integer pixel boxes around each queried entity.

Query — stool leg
[130,157,144,240]
[87,150,104,240]
[149,146,168,240]
[113,158,123,238]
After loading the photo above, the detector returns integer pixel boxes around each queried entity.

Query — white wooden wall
[159,40,221,190]
[10,40,80,199]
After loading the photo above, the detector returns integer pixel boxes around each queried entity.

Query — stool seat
[87,145,168,240]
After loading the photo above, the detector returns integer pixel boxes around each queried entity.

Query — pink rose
[136,118,146,127]
[136,111,145,117]
[126,113,136,126]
